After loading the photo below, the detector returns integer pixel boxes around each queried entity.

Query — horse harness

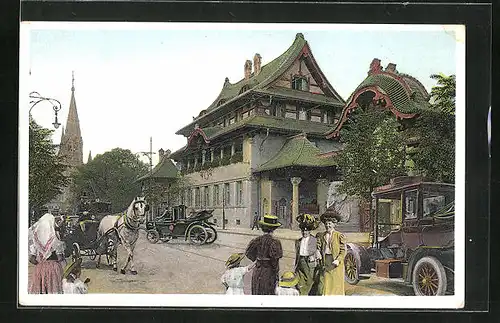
[112,200,146,245]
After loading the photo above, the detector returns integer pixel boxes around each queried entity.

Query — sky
[22,23,459,166]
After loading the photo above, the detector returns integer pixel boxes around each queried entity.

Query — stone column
[210,148,214,162]
[202,150,206,165]
[291,177,302,229]
[316,179,330,216]
[231,142,236,156]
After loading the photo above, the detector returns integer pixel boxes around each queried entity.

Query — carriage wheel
[146,230,160,244]
[204,226,217,244]
[412,256,447,296]
[188,225,208,245]
[344,250,360,285]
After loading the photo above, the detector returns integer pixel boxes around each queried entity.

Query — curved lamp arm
[29,91,62,129]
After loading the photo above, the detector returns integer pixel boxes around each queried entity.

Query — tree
[141,175,192,212]
[429,73,456,115]
[29,119,69,215]
[71,148,148,213]
[333,107,408,201]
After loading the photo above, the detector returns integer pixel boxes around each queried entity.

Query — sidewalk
[218,226,371,244]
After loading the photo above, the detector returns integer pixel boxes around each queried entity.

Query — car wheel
[412,256,447,296]
[146,230,160,244]
[205,226,217,244]
[344,249,360,285]
[188,225,208,245]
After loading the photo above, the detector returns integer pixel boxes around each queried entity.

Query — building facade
[170,33,346,229]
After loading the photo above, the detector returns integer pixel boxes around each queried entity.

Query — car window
[404,189,418,220]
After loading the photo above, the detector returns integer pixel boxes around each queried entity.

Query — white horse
[96,197,149,274]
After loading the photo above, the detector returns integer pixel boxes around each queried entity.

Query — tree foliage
[429,73,456,115]
[71,148,148,213]
[333,107,407,200]
[29,120,69,213]
[141,175,191,208]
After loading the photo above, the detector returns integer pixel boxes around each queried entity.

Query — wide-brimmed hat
[63,257,82,279]
[258,214,282,228]
[225,253,245,268]
[279,271,299,287]
[296,213,319,231]
[320,212,342,224]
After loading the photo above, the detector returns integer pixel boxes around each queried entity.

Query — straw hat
[279,271,299,288]
[63,257,82,279]
[258,214,282,228]
[320,212,342,224]
[225,253,245,268]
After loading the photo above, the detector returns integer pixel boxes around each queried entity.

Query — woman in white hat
[245,214,283,295]
[28,213,66,294]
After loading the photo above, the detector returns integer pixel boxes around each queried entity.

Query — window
[187,188,193,207]
[404,190,418,219]
[298,108,307,120]
[236,181,243,205]
[213,185,220,206]
[195,187,201,207]
[291,77,309,91]
[285,105,297,119]
[204,186,210,207]
[224,183,230,206]
[311,115,322,122]
[229,117,236,125]
[323,111,329,123]
[242,111,250,119]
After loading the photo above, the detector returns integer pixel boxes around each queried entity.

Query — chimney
[253,53,262,76]
[244,60,252,80]
[368,58,382,75]
[385,63,397,73]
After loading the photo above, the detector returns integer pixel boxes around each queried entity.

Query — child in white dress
[221,253,255,295]
[62,257,90,294]
[275,271,300,296]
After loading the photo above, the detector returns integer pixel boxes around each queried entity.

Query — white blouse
[221,266,251,295]
[63,278,88,294]
[275,286,300,296]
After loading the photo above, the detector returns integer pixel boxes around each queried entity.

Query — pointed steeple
[87,150,92,163]
[59,71,84,167]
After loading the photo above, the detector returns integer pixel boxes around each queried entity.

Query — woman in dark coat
[245,214,283,295]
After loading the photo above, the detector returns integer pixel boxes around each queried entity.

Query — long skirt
[251,263,279,295]
[296,257,316,295]
[322,254,345,296]
[29,260,64,294]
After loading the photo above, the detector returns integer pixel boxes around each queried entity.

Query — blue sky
[23,23,459,165]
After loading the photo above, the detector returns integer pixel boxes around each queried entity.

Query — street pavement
[28,230,414,296]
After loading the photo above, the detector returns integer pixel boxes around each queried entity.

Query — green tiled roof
[348,73,431,115]
[255,134,337,172]
[254,86,344,107]
[136,155,179,181]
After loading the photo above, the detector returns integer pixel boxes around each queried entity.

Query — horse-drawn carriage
[145,205,218,245]
[62,200,113,260]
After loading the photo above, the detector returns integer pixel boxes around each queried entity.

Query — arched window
[291,76,309,91]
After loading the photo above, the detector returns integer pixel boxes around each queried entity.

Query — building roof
[255,134,338,172]
[136,154,179,182]
[253,86,344,107]
[325,58,432,139]
[176,33,345,136]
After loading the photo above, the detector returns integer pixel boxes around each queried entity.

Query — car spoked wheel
[146,230,160,244]
[412,256,447,296]
[188,225,208,245]
[204,226,217,244]
[344,250,360,285]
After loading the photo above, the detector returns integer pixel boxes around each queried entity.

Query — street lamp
[29,91,62,129]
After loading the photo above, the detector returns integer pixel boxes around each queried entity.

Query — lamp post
[29,91,62,129]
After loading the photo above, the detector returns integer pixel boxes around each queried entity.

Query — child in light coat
[221,253,256,295]
[275,271,300,296]
[62,257,90,294]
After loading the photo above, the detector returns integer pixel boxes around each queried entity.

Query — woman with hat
[221,253,256,295]
[315,213,346,295]
[245,214,283,295]
[62,257,90,294]
[28,213,66,294]
[294,214,321,295]
[275,271,300,296]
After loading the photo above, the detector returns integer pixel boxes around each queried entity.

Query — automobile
[344,176,455,296]
[145,205,217,245]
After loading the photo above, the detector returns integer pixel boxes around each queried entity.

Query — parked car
[344,176,455,296]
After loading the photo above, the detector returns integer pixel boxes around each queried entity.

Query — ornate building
[170,33,345,230]
[45,72,84,214]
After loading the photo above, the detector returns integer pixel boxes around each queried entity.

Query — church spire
[59,71,83,166]
[87,150,92,163]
